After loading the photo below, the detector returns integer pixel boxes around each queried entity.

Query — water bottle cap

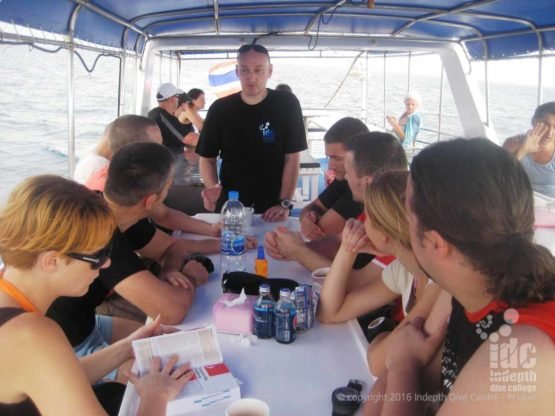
[228,190,239,200]
[257,246,266,259]
[259,284,270,293]
[279,288,291,297]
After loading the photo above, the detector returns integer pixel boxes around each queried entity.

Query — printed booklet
[119,326,240,416]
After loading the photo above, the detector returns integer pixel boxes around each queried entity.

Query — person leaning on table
[47,143,210,365]
[0,175,192,416]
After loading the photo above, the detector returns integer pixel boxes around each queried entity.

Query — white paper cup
[243,207,255,227]
[225,398,270,416]
[311,267,330,281]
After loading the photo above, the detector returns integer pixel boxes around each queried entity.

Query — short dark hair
[533,101,555,122]
[345,132,407,177]
[188,88,204,100]
[177,93,192,107]
[410,138,555,306]
[237,43,270,63]
[324,117,369,145]
[275,84,292,93]
[105,143,175,207]
[107,115,160,154]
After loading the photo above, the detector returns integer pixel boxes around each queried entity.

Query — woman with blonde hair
[317,170,443,376]
[0,175,192,416]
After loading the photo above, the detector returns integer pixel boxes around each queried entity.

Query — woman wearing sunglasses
[0,175,192,416]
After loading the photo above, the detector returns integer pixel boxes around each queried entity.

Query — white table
[119,215,373,415]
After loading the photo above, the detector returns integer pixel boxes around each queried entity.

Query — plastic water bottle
[275,288,297,344]
[253,284,275,339]
[220,190,246,273]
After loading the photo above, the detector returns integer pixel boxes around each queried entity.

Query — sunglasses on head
[237,43,269,56]
[67,244,112,270]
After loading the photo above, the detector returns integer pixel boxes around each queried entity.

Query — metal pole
[438,62,444,142]
[407,50,412,93]
[118,54,126,116]
[67,43,76,176]
[383,52,387,129]
[177,53,182,88]
[159,52,163,85]
[132,54,137,114]
[362,51,368,123]
[484,58,490,126]
[67,5,82,177]
[538,50,544,105]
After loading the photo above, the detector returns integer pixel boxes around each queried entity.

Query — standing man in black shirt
[196,43,307,221]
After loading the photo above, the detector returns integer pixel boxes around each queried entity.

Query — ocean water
[1,45,554,203]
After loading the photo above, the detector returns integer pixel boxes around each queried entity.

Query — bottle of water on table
[220,190,246,273]
[253,284,275,339]
[275,288,297,344]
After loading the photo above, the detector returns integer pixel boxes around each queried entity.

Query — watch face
[281,199,291,208]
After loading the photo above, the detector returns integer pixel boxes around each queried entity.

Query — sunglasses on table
[67,244,112,270]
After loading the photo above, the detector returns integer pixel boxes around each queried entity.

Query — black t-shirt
[46,218,156,346]
[440,298,506,397]
[318,179,362,220]
[148,107,192,150]
[196,90,307,213]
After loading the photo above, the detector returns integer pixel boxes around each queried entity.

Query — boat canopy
[1,0,554,60]
[2,1,554,172]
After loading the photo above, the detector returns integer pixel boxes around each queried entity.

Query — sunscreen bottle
[254,246,268,277]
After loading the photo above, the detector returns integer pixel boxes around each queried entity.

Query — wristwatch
[280,199,294,210]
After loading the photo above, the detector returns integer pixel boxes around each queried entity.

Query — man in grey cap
[148,82,199,150]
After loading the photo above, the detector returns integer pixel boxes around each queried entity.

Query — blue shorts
[73,315,117,381]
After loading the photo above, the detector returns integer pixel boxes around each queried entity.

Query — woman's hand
[523,122,549,154]
[245,235,258,250]
[129,355,193,403]
[340,218,370,253]
[386,115,398,127]
[125,316,180,358]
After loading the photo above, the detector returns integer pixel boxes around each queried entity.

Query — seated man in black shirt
[300,117,369,241]
[47,143,210,361]
[265,132,407,276]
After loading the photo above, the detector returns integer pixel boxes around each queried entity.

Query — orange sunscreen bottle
[254,246,268,277]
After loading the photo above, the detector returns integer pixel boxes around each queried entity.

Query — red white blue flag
[208,61,241,98]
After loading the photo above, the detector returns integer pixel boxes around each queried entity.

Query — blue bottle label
[275,308,296,343]
[221,232,245,255]
[254,303,275,338]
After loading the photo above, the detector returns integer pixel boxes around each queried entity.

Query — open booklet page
[132,326,222,375]
[127,326,240,416]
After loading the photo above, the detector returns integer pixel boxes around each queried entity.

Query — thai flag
[208,61,241,98]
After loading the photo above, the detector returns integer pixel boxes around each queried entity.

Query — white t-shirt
[381,259,416,316]
[73,153,109,184]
